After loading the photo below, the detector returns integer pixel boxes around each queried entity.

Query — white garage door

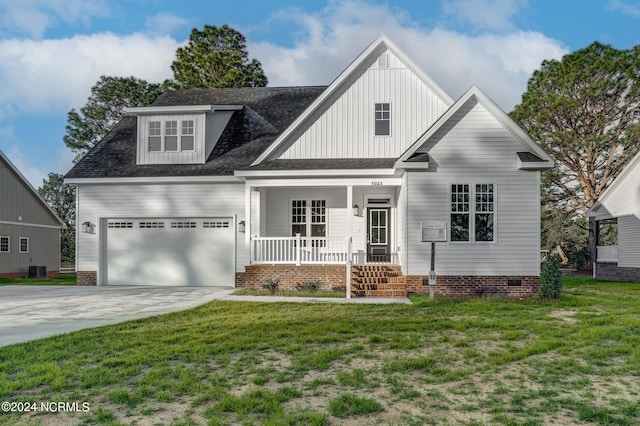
[106,218,234,286]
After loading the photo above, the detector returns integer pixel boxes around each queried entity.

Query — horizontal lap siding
[406,100,540,276]
[77,182,245,272]
[618,215,640,268]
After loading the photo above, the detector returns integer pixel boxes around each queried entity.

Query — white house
[587,151,640,282]
[65,36,553,297]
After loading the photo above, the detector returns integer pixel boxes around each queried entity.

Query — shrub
[260,278,280,293]
[296,280,323,293]
[566,245,591,270]
[539,256,563,299]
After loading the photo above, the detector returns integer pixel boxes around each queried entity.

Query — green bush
[260,278,280,293]
[566,245,591,270]
[296,280,323,293]
[539,256,563,299]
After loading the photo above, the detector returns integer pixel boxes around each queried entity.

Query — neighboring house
[65,36,553,297]
[587,151,640,282]
[0,150,64,278]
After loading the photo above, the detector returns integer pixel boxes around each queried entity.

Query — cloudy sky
[1,0,639,187]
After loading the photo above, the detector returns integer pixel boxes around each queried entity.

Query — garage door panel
[106,218,234,286]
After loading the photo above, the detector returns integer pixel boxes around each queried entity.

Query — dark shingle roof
[65,86,326,179]
[243,158,397,171]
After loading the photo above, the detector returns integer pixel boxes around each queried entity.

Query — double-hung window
[0,236,9,253]
[291,200,326,238]
[19,237,29,253]
[148,119,196,152]
[450,184,495,242]
[375,103,390,136]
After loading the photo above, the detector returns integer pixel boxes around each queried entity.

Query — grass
[232,288,344,298]
[0,276,639,425]
[0,273,76,286]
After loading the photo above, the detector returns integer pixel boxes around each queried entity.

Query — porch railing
[251,235,352,265]
[597,245,618,262]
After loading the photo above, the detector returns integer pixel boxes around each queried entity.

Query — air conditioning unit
[28,266,47,278]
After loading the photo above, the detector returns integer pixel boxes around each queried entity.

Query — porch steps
[351,265,406,297]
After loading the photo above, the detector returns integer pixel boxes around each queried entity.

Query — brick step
[350,265,405,298]
[364,289,408,297]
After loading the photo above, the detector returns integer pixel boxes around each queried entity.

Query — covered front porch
[243,178,403,268]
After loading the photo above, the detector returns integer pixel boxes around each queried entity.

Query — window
[19,237,29,253]
[139,222,165,228]
[291,199,326,238]
[148,119,195,152]
[148,121,162,151]
[450,184,495,242]
[165,120,178,151]
[108,221,133,228]
[170,221,196,228]
[375,103,390,136]
[0,236,9,253]
[450,184,469,242]
[181,120,195,151]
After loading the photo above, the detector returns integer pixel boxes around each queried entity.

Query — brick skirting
[0,270,59,279]
[595,262,640,282]
[244,265,347,291]
[405,275,539,299]
[77,271,97,286]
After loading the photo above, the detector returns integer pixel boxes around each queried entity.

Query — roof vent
[378,52,388,68]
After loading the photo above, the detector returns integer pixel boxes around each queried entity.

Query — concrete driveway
[0,285,234,347]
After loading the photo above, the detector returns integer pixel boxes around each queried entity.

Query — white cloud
[4,145,49,189]
[0,0,110,39]
[145,12,190,36]
[441,0,529,31]
[250,0,567,111]
[608,0,640,17]
[0,33,180,119]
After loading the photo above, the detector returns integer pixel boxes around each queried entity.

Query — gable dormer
[126,104,242,165]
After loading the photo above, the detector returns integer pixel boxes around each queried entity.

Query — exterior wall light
[238,220,246,233]
[353,205,360,216]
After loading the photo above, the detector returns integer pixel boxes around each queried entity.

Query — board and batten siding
[280,49,450,159]
[0,158,60,227]
[406,99,541,276]
[76,182,245,273]
[618,215,640,268]
[136,113,207,165]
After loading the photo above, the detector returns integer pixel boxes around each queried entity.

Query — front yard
[1,276,639,425]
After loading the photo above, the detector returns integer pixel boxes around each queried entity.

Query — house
[65,36,553,297]
[0,150,64,278]
[587,151,640,282]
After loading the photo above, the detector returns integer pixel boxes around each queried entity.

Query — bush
[566,245,591,270]
[296,280,323,293]
[540,256,563,299]
[260,278,280,293]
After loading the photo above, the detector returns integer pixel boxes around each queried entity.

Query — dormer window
[147,120,196,152]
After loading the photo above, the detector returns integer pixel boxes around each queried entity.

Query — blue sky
[0,0,639,188]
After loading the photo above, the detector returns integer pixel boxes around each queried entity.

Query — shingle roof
[65,86,326,179]
[242,158,397,171]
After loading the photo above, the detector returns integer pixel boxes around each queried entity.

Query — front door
[367,208,390,262]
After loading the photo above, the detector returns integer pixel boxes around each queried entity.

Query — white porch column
[245,184,252,264]
[346,185,353,299]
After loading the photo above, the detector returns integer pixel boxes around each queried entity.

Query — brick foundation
[595,262,640,282]
[244,265,347,291]
[77,271,97,286]
[405,275,539,299]
[0,270,59,279]
[235,272,245,287]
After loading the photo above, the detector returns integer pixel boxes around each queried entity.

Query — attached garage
[105,218,235,286]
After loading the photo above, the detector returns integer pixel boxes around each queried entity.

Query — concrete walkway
[0,286,411,347]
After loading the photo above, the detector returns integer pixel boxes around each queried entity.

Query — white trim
[65,176,242,185]
[253,35,454,165]
[125,105,243,115]
[0,236,9,253]
[235,168,397,178]
[587,151,640,217]
[448,182,497,244]
[19,236,29,253]
[289,198,328,238]
[396,86,554,168]
[244,177,402,188]
[0,220,62,230]
[0,150,65,227]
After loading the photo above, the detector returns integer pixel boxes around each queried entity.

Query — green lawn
[1,276,639,425]
[0,274,76,286]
